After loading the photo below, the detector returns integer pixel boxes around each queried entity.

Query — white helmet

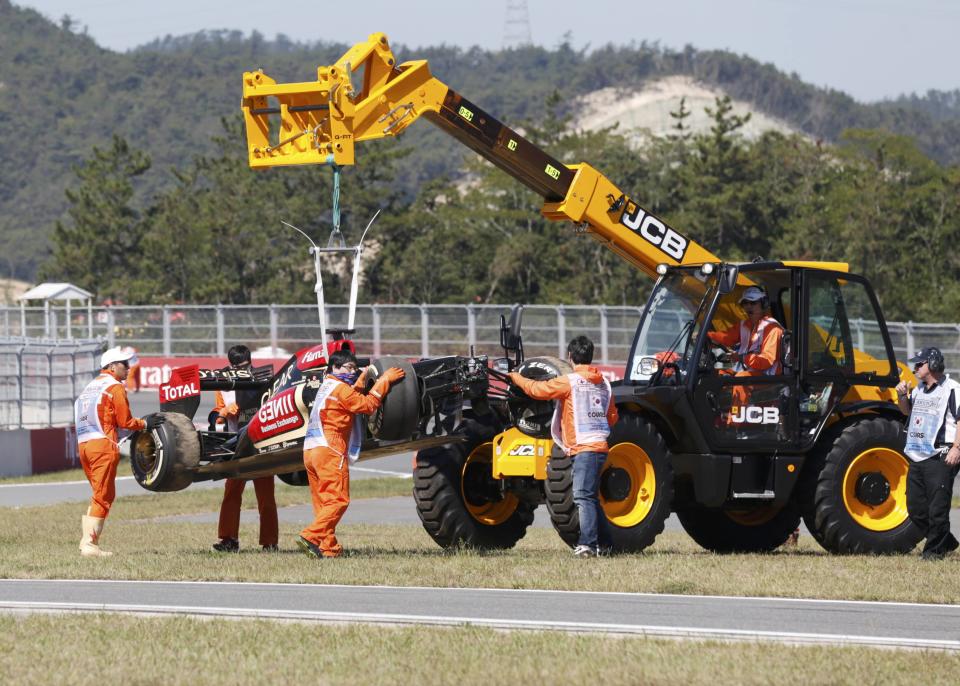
[101,346,135,369]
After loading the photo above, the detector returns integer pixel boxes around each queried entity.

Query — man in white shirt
[896,347,960,560]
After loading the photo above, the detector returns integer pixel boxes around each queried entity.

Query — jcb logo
[619,200,689,261]
[730,406,780,425]
[508,444,536,456]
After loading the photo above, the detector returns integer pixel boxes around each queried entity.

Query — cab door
[692,268,800,453]
[796,270,901,449]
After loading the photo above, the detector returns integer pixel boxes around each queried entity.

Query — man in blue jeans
[509,335,619,557]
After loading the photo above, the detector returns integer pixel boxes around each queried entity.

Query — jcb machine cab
[238,32,920,555]
[615,261,916,553]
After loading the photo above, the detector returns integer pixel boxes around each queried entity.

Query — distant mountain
[2,0,959,280]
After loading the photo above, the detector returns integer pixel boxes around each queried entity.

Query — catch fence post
[106,309,116,348]
[420,305,430,358]
[216,305,225,356]
[905,321,915,359]
[467,305,477,350]
[600,305,609,365]
[557,306,566,357]
[269,305,279,355]
[372,305,382,358]
[162,306,171,356]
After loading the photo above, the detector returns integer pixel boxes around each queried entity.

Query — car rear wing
[159,364,274,419]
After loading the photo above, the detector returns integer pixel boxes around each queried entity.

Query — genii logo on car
[159,364,200,403]
[618,198,689,261]
[247,387,305,443]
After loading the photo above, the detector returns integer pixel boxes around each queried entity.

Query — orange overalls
[213,390,278,547]
[300,374,391,557]
[708,316,784,411]
[75,372,146,518]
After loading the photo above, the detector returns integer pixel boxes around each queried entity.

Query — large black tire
[676,502,801,553]
[278,470,309,486]
[130,412,200,492]
[802,416,922,554]
[413,419,535,549]
[367,356,420,441]
[544,413,674,552]
[513,356,571,438]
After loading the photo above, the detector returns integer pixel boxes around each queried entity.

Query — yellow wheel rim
[461,442,519,526]
[841,447,910,532]
[601,442,657,528]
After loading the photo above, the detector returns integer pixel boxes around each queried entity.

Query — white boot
[79,515,113,558]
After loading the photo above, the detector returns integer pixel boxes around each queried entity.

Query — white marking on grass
[1,600,956,651]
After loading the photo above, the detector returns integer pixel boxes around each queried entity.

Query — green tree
[43,135,151,301]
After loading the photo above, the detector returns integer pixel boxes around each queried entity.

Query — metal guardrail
[1,304,960,373]
[0,338,102,429]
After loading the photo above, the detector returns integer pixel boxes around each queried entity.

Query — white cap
[739,286,766,303]
[101,346,135,368]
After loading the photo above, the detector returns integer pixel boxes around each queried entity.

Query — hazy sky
[14,0,960,102]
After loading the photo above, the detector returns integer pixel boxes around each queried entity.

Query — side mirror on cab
[499,305,524,370]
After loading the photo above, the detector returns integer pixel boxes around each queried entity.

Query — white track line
[351,467,412,478]
[0,476,136,489]
[1,600,955,651]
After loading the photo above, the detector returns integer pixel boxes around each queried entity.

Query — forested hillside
[3,0,960,322]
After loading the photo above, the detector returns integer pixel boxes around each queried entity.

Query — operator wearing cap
[707,286,784,378]
[74,346,164,557]
[896,346,960,560]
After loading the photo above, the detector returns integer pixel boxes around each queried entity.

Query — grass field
[2,613,958,686]
[1,479,959,603]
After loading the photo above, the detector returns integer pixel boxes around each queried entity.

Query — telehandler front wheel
[544,413,674,553]
[413,420,535,550]
[803,416,922,554]
[676,502,801,553]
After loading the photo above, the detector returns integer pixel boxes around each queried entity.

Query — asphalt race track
[1,579,958,650]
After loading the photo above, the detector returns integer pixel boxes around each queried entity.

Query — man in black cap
[896,346,960,560]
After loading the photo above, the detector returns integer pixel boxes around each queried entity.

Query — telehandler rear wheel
[544,413,674,553]
[676,502,801,553]
[802,416,921,554]
[413,419,535,550]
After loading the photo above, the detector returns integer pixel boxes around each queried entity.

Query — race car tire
[513,356,572,438]
[414,419,535,549]
[130,412,200,492]
[676,502,801,553]
[278,470,310,487]
[544,413,674,553]
[367,356,420,441]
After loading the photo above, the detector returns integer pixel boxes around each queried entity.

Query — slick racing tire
[278,470,310,487]
[676,502,801,553]
[130,412,200,492]
[544,413,674,553]
[512,356,572,438]
[413,419,535,549]
[367,356,420,441]
[801,416,921,555]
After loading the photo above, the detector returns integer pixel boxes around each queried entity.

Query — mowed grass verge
[3,614,958,686]
[2,478,959,603]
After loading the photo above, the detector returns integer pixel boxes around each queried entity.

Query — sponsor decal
[247,387,305,443]
[507,444,536,457]
[730,406,780,425]
[297,345,329,371]
[159,365,200,403]
[618,199,689,261]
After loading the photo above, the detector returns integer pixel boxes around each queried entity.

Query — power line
[502,0,532,49]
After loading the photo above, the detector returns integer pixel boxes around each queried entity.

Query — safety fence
[2,304,960,374]
[0,339,102,430]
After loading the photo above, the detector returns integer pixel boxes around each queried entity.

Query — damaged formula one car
[129,314,540,498]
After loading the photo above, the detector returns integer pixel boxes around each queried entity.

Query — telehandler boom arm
[240,32,719,279]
